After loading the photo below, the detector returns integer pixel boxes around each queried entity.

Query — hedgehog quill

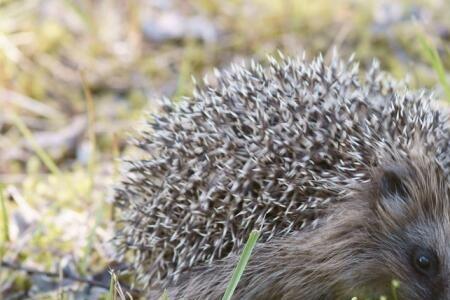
[113,54,450,299]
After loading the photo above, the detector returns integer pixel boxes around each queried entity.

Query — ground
[0,0,449,299]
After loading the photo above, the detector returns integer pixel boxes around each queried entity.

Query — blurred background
[0,0,449,299]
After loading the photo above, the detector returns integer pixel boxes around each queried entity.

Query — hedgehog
[113,53,450,299]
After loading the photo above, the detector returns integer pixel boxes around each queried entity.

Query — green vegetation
[0,0,449,299]
[10,112,61,176]
[0,184,9,246]
[222,230,260,300]
[419,34,450,102]
[391,280,400,300]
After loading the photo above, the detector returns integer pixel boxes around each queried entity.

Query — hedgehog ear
[378,165,409,200]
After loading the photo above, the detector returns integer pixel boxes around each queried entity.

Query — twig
[0,260,141,297]
[1,260,108,288]
[0,88,64,119]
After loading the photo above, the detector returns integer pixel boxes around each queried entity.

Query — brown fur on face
[166,154,450,300]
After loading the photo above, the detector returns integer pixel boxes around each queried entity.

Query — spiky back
[113,55,450,287]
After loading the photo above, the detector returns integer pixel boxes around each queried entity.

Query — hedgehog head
[352,155,450,299]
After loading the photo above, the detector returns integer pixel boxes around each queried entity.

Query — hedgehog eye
[411,248,438,276]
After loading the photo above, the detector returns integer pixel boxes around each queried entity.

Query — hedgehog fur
[113,53,450,295]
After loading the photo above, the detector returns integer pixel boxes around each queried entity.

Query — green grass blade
[0,184,9,243]
[418,35,450,102]
[0,183,9,261]
[10,112,61,176]
[107,271,116,300]
[391,279,400,300]
[159,290,170,300]
[81,71,97,195]
[222,230,260,300]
